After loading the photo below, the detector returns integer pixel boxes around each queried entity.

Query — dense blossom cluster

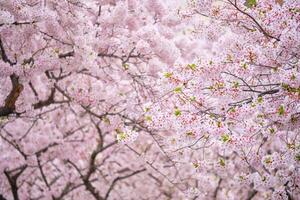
[147,0,300,199]
[0,0,299,200]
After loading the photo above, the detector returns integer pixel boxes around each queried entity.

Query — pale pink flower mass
[0,0,299,200]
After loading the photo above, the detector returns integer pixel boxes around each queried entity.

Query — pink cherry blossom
[0,0,299,200]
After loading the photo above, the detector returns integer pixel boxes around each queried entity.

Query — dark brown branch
[67,133,116,200]
[0,75,23,117]
[1,75,23,110]
[258,89,280,97]
[246,190,258,200]
[82,140,116,199]
[36,154,50,189]
[0,37,15,65]
[0,38,23,117]
[0,21,36,27]
[56,178,98,200]
[82,179,103,200]
[29,81,39,97]
[228,0,280,41]
[33,88,56,109]
[104,168,146,200]
[39,31,73,46]
[0,130,27,159]
[213,178,222,199]
[58,51,74,58]
[4,165,27,200]
[0,194,7,200]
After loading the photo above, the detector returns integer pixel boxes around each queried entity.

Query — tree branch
[104,168,146,200]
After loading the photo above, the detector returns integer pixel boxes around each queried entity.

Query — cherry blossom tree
[0,0,299,200]
[148,0,299,199]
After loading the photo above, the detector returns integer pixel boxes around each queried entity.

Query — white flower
[143,102,152,112]
[185,187,200,198]
[0,10,14,24]
[116,128,138,144]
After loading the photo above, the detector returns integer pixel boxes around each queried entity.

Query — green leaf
[116,129,128,142]
[245,0,257,8]
[287,143,295,150]
[145,115,152,122]
[192,161,200,168]
[217,121,222,128]
[103,117,111,125]
[122,63,129,70]
[291,74,296,80]
[164,72,172,78]
[221,134,231,143]
[219,158,226,167]
[190,96,196,101]
[188,63,197,71]
[278,105,285,116]
[174,87,182,93]
[264,156,272,164]
[282,83,289,90]
[295,154,300,161]
[257,114,264,118]
[208,85,214,90]
[229,107,236,113]
[257,96,263,103]
[174,108,181,117]
[232,81,239,88]
[186,131,195,137]
[269,128,275,134]
[241,62,248,69]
